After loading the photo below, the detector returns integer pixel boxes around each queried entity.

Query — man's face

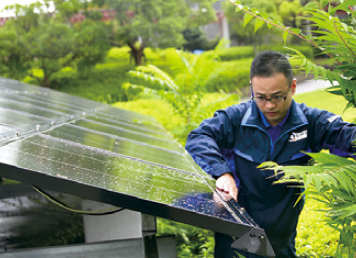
[251,73,296,126]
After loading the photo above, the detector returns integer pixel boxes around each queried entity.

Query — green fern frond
[134,65,179,92]
[193,94,240,122]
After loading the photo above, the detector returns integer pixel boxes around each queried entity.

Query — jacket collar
[241,100,308,132]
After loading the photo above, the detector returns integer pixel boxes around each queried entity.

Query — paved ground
[295,79,334,95]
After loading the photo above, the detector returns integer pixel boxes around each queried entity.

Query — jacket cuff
[211,164,232,179]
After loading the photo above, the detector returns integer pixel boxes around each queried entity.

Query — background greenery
[1,0,355,256]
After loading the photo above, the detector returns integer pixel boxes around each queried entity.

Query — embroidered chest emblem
[289,130,307,142]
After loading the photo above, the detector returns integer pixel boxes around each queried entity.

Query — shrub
[205,46,255,61]
[206,59,252,93]
[261,45,314,60]
[24,61,136,103]
[204,45,314,61]
[157,218,215,258]
[106,46,131,61]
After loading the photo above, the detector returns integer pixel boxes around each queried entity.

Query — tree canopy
[91,0,216,65]
[0,0,110,88]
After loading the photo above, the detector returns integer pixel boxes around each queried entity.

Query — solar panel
[0,78,275,257]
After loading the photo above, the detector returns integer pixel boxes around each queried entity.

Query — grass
[294,89,356,122]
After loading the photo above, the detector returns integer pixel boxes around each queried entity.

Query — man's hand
[216,173,238,201]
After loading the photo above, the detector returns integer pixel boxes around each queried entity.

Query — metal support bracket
[143,235,159,258]
[231,228,275,257]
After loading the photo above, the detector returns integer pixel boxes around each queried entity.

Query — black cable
[31,185,125,216]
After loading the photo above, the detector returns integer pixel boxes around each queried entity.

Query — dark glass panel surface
[0,135,219,208]
[96,106,158,125]
[172,192,248,225]
[85,115,170,139]
[0,78,44,92]
[72,118,180,151]
[44,124,193,172]
[0,96,73,120]
[0,80,103,111]
[0,125,15,135]
[0,135,242,225]
[0,107,49,128]
[0,92,87,117]
[90,112,166,133]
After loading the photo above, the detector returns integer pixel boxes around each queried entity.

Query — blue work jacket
[185,100,356,250]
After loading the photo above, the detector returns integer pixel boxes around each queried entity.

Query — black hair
[250,51,293,87]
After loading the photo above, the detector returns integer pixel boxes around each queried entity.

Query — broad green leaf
[333,203,356,218]
[304,174,312,189]
[243,12,254,27]
[317,173,332,188]
[260,11,268,20]
[312,64,319,79]
[324,48,355,57]
[258,161,279,169]
[331,191,356,202]
[343,166,356,183]
[294,192,305,206]
[320,0,329,8]
[254,19,264,32]
[290,28,301,35]
[342,101,354,113]
[250,8,259,14]
[304,2,319,10]
[335,63,356,70]
[283,30,288,45]
[305,61,312,76]
[341,22,349,33]
[329,1,355,14]
[332,171,355,195]
[306,152,355,166]
[313,175,322,192]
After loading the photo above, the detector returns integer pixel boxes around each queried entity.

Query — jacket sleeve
[306,106,356,156]
[185,105,243,180]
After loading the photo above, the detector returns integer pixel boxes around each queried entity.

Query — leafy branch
[227,0,356,108]
[227,0,329,58]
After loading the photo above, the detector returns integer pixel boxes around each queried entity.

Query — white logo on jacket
[289,130,307,142]
[328,115,340,123]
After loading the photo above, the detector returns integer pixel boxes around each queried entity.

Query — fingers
[215,173,238,201]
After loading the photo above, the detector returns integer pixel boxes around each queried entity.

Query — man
[185,51,356,258]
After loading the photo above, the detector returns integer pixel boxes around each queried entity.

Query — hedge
[205,45,314,61]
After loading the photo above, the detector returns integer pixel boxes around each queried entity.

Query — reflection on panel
[96,106,158,125]
[0,134,212,206]
[44,125,192,171]
[0,92,86,116]
[85,115,169,139]
[72,119,180,151]
[0,96,73,119]
[0,108,49,128]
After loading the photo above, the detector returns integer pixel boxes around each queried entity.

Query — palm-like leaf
[128,64,179,93]
[125,41,234,125]
[260,152,356,254]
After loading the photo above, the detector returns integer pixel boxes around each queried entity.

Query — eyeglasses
[251,91,289,103]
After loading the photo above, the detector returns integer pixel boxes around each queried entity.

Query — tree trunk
[128,42,145,66]
[42,76,51,88]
